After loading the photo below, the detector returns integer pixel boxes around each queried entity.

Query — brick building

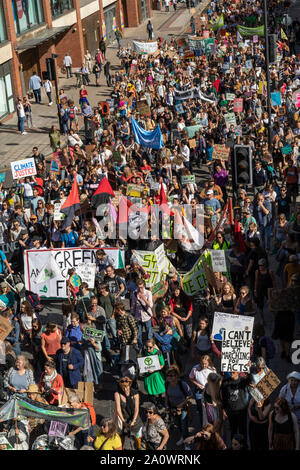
[0,0,152,122]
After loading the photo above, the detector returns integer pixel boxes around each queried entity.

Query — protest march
[0,0,300,455]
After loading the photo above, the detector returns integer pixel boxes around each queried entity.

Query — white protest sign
[24,248,125,298]
[76,263,96,289]
[212,312,254,341]
[224,112,237,128]
[11,158,37,179]
[211,250,227,272]
[138,355,161,374]
[226,93,235,101]
[54,202,64,221]
[133,41,158,54]
[221,328,253,373]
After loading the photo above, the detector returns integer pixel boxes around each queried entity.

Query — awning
[15,25,72,52]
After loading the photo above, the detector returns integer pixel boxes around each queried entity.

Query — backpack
[259,336,276,359]
[25,290,43,313]
[69,107,76,119]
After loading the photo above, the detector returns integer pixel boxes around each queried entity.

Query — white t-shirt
[189,366,215,388]
[20,312,37,331]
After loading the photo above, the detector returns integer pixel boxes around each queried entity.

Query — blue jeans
[137,319,152,349]
[259,224,272,251]
[195,391,203,429]
[33,88,41,103]
[103,318,118,349]
[174,408,189,439]
[18,116,25,133]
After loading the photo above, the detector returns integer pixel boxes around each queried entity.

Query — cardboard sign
[211,250,227,272]
[224,112,236,128]
[11,158,36,179]
[83,326,105,342]
[221,326,253,373]
[233,98,243,112]
[181,175,195,185]
[0,316,13,342]
[49,421,68,437]
[203,261,218,291]
[76,263,96,289]
[268,287,300,311]
[184,50,195,60]
[253,35,258,43]
[130,63,137,75]
[101,102,110,115]
[61,382,94,405]
[152,280,167,298]
[213,144,230,161]
[250,370,281,403]
[136,101,151,116]
[188,138,196,149]
[138,355,161,374]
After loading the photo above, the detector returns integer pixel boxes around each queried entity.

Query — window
[50,0,74,19]
[0,1,7,42]
[0,62,14,120]
[12,0,44,35]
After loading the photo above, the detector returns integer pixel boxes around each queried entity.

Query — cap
[61,337,71,345]
[206,189,213,195]
[31,235,40,242]
[287,371,300,381]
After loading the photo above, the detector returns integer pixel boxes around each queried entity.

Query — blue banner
[131,117,164,149]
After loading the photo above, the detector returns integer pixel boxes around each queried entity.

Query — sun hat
[27,384,42,394]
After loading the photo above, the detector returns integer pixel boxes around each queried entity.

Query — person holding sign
[142,339,166,410]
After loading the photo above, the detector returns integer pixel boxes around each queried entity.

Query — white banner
[138,355,161,374]
[211,250,227,272]
[11,158,36,179]
[212,312,254,341]
[24,248,125,298]
[133,245,169,287]
[76,263,96,289]
[133,40,158,53]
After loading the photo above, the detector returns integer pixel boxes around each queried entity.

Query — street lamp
[263,0,272,150]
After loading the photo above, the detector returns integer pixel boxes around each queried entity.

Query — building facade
[0,0,152,122]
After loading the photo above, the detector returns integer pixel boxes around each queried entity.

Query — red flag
[61,177,81,228]
[159,183,171,215]
[91,176,115,207]
[234,218,246,253]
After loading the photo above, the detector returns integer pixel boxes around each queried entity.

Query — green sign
[83,327,105,342]
[181,175,195,185]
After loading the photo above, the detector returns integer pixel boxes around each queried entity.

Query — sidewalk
[0,2,208,172]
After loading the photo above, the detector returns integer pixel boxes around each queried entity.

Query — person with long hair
[93,418,122,450]
[41,322,62,363]
[248,396,271,450]
[170,285,193,346]
[268,397,299,450]
[142,403,169,450]
[191,316,211,358]
[234,285,256,316]
[215,282,236,313]
[19,301,37,347]
[114,375,143,449]
[202,372,224,433]
[185,423,226,450]
[189,355,216,430]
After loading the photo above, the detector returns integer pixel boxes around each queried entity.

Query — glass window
[50,0,74,19]
[12,0,44,35]
[0,62,14,119]
[0,1,7,42]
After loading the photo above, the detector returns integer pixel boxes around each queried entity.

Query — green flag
[210,13,224,31]
[237,25,264,37]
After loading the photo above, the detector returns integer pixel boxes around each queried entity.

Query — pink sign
[203,31,210,39]
[253,35,258,43]
[297,93,300,108]
[233,98,243,112]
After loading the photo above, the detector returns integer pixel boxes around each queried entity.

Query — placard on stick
[250,369,281,403]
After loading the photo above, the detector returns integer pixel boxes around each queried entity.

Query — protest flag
[60,177,81,229]
[173,210,203,252]
[281,28,288,40]
[234,218,246,253]
[131,117,164,149]
[159,183,171,215]
[210,14,224,31]
[91,176,115,207]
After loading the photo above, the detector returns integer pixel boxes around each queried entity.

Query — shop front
[0,61,14,121]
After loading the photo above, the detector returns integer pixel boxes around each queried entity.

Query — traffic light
[46,57,56,81]
[268,34,277,64]
[233,145,253,186]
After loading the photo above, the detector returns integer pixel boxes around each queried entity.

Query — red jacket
[39,372,64,405]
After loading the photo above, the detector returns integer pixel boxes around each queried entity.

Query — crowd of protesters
[0,0,300,452]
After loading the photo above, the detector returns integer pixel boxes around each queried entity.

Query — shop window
[0,1,7,43]
[12,0,44,35]
[0,62,14,120]
[50,0,74,19]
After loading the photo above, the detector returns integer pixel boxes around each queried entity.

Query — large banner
[132,40,158,54]
[182,253,208,296]
[237,25,264,37]
[131,117,164,149]
[188,36,215,54]
[24,248,125,298]
[133,244,170,288]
